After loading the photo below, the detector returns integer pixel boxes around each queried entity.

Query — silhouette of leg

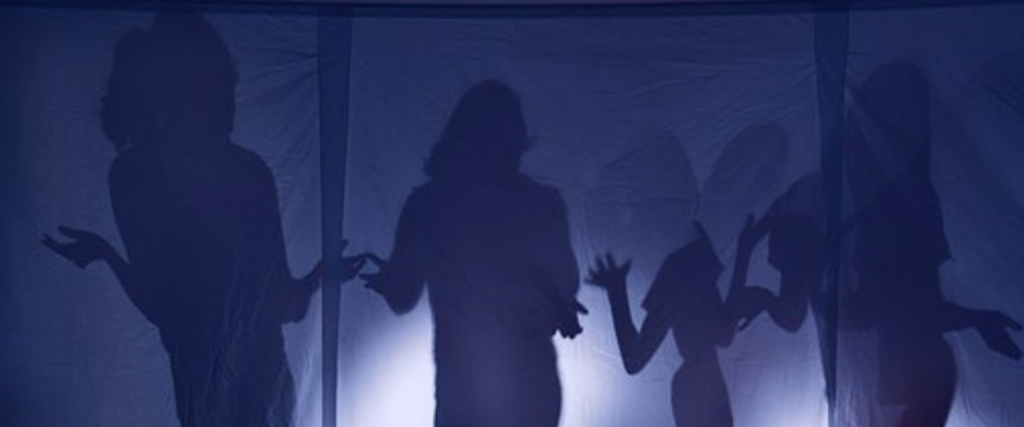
[898,343,955,427]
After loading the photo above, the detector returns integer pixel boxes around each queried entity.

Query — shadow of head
[425,80,530,179]
[102,12,237,151]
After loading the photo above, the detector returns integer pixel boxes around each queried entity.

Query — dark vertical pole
[318,8,353,427]
[814,4,849,427]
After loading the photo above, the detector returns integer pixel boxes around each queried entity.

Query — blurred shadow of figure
[841,62,1021,426]
[42,13,364,427]
[587,223,735,427]
[362,80,586,427]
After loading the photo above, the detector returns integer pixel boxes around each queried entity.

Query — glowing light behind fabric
[1,3,1023,427]
[340,14,824,427]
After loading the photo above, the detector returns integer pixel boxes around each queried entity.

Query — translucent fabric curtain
[2,2,1023,427]
[0,8,324,427]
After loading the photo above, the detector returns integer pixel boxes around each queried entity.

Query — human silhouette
[587,224,735,427]
[42,13,366,427]
[585,122,788,427]
[843,62,1021,427]
[726,174,833,392]
[361,80,586,427]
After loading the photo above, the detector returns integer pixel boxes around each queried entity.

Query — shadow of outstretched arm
[587,252,669,375]
[939,302,1023,360]
[43,225,160,324]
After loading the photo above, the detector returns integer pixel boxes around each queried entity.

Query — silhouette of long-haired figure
[362,80,585,427]
[844,62,1021,427]
[42,13,364,427]
[587,223,735,427]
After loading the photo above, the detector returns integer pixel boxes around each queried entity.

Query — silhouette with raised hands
[700,122,791,334]
[361,80,586,427]
[725,174,835,394]
[588,222,751,427]
[42,13,367,427]
[842,62,1021,427]
[584,121,790,427]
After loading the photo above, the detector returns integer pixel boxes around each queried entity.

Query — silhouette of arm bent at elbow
[39,156,173,326]
[936,300,1022,360]
[725,215,775,332]
[544,191,586,338]
[364,192,429,315]
[43,225,157,322]
[246,158,322,324]
[588,253,670,375]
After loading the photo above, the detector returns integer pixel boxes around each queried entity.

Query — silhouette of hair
[858,61,930,147]
[102,12,237,151]
[642,223,723,317]
[367,80,581,427]
[857,62,931,174]
[41,12,329,426]
[840,62,1022,427]
[424,80,530,179]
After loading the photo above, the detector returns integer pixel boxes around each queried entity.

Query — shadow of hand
[358,252,388,289]
[585,252,631,292]
[338,240,373,283]
[975,310,1023,360]
[732,286,775,331]
[42,226,113,269]
[558,314,583,339]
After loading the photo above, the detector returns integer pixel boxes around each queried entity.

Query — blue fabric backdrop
[2,2,1023,427]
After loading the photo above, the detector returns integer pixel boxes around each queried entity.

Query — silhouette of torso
[644,240,733,427]
[854,164,955,409]
[379,173,578,427]
[110,141,293,427]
